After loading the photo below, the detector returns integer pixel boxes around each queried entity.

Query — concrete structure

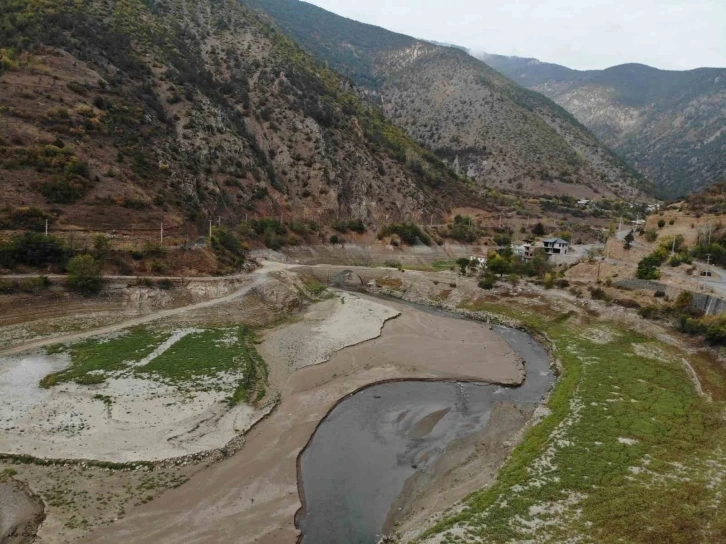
[542,238,569,255]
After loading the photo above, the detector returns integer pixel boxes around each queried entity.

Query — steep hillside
[480,53,726,198]
[0,0,474,236]
[244,0,651,200]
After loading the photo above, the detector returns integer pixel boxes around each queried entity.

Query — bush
[614,298,641,309]
[657,219,666,229]
[378,223,430,246]
[706,318,726,345]
[638,305,660,319]
[589,287,609,301]
[19,276,50,294]
[636,252,666,280]
[654,290,666,298]
[478,275,496,290]
[532,222,546,236]
[1,232,66,267]
[156,279,173,290]
[384,260,403,270]
[66,255,102,295]
[644,230,658,242]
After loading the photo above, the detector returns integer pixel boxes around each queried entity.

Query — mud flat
[297,327,554,543]
[80,294,528,544]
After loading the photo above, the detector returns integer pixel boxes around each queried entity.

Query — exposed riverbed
[297,327,554,543]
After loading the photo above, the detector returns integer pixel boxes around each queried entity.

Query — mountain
[243,0,652,200]
[0,0,476,235]
[479,53,726,198]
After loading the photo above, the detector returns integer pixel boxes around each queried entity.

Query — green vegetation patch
[421,302,726,544]
[41,328,167,388]
[41,326,268,404]
[134,327,268,403]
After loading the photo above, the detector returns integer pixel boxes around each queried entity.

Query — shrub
[1,232,66,267]
[19,276,50,294]
[706,318,726,345]
[657,219,666,229]
[384,260,403,270]
[66,255,102,295]
[156,279,173,290]
[636,253,664,280]
[638,305,660,319]
[532,222,546,236]
[614,298,641,309]
[654,290,666,298]
[478,275,496,290]
[378,223,430,246]
[555,279,570,288]
[589,287,609,301]
[644,230,658,243]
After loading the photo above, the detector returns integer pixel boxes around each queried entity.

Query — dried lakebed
[297,326,555,544]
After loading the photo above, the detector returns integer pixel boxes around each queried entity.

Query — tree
[623,230,635,250]
[66,255,103,295]
[487,253,511,277]
[657,219,666,229]
[93,234,111,262]
[636,254,663,280]
[532,222,546,236]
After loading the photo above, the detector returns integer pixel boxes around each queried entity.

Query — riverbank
[79,292,527,543]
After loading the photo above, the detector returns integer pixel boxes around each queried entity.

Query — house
[512,243,535,260]
[469,255,487,268]
[542,237,569,255]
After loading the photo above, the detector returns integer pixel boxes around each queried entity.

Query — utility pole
[160,223,164,247]
[45,219,48,237]
[217,216,221,227]
[671,236,676,257]
[619,216,623,233]
[209,219,212,241]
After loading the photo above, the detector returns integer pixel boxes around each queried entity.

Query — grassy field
[41,327,268,404]
[41,328,167,388]
[419,301,726,543]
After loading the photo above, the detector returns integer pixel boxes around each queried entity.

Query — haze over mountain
[479,53,726,198]
[244,0,651,200]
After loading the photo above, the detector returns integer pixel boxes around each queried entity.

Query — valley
[1,0,725,543]
[2,249,725,543]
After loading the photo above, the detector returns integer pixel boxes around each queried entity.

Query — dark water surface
[298,326,555,544]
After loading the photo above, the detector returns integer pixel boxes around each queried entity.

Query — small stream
[297,322,555,544]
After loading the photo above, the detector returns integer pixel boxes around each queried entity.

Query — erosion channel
[297,321,555,544]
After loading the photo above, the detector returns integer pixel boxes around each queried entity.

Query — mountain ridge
[0,0,482,235]
[244,0,652,200]
[478,52,726,197]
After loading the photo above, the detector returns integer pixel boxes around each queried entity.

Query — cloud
[304,0,726,70]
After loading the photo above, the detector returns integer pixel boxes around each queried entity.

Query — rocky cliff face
[244,0,652,200]
[480,54,726,198]
[0,0,473,234]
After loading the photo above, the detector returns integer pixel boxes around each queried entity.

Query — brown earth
[0,479,44,544]
[80,294,524,544]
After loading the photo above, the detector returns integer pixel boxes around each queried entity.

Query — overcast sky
[304,0,726,70]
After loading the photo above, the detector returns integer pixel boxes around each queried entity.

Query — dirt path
[79,297,524,544]
[0,271,272,357]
